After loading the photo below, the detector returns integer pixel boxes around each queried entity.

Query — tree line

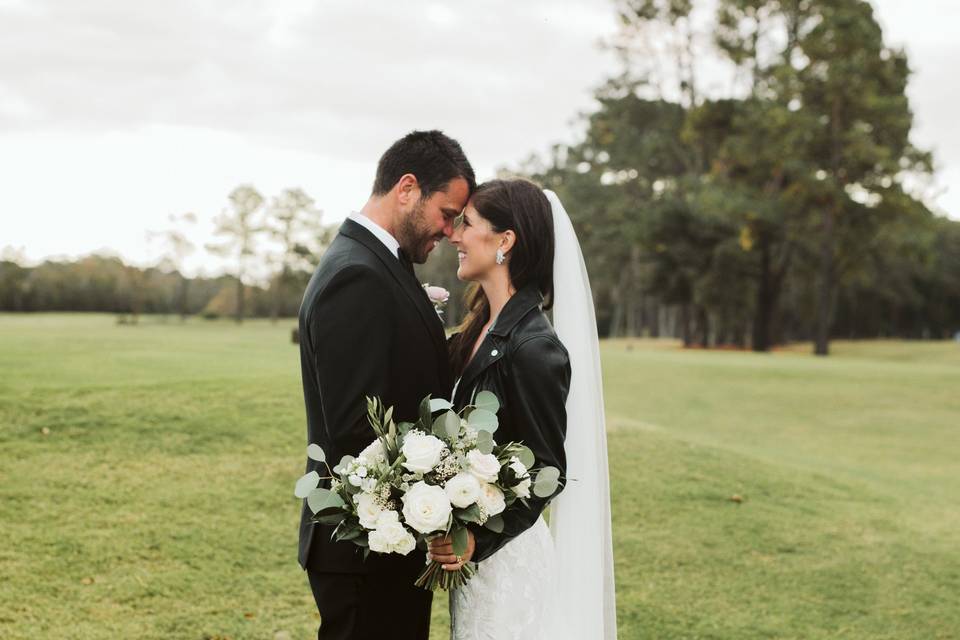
[3,0,959,355]
[0,185,329,323]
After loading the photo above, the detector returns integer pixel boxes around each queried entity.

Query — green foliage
[519,0,960,351]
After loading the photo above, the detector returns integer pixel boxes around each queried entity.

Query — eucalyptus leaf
[484,514,504,533]
[467,408,498,433]
[452,526,469,556]
[453,504,482,524]
[476,430,495,455]
[533,466,561,498]
[307,487,346,514]
[474,390,500,414]
[397,421,414,436]
[294,471,320,498]
[306,486,331,511]
[419,395,432,429]
[431,413,449,439]
[516,445,535,469]
[306,444,326,463]
[430,398,453,413]
[443,410,460,439]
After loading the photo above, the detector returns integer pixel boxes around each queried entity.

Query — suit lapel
[339,220,449,371]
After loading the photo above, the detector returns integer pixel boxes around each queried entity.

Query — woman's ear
[500,229,517,256]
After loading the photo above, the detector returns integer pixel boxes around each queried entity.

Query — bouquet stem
[414,560,476,591]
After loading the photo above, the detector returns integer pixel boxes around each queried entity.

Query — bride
[426,179,618,639]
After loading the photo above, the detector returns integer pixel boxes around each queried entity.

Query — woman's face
[449,203,505,282]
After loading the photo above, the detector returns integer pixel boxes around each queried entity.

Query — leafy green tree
[789,0,931,354]
[263,188,328,322]
[206,185,265,324]
[149,212,197,321]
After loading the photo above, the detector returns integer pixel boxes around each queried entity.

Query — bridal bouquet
[294,391,561,590]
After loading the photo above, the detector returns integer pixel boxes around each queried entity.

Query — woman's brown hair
[449,178,555,376]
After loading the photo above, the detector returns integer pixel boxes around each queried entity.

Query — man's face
[396,177,470,264]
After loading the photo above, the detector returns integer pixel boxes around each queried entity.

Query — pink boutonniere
[422,283,450,316]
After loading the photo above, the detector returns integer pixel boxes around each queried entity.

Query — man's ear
[396,174,421,208]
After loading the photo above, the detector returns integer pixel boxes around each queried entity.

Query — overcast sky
[1,0,957,276]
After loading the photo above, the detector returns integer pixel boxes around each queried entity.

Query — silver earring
[496,248,505,265]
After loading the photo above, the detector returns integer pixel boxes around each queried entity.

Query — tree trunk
[814,206,835,356]
[816,96,846,356]
[697,306,710,348]
[179,276,190,322]
[753,242,774,352]
[649,299,661,338]
[270,270,284,325]
[235,277,245,324]
[610,266,631,338]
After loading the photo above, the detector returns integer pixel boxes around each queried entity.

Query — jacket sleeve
[471,335,571,563]
[307,264,395,458]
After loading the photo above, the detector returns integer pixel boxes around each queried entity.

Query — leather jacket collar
[454,283,545,406]
[488,284,544,337]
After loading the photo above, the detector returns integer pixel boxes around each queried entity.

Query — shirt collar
[348,212,400,259]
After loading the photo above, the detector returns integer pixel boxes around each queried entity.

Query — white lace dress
[449,516,557,640]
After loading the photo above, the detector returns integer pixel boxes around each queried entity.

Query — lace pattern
[450,517,556,640]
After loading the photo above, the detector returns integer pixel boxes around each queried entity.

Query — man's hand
[427,529,476,571]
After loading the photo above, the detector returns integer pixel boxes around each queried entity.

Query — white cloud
[0,0,956,276]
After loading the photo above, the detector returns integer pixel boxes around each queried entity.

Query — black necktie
[397,248,415,276]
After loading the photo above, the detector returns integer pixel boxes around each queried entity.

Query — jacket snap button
[491,349,499,357]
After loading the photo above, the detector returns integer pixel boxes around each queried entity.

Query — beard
[395,199,439,264]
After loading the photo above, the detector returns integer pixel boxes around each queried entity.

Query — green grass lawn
[1,314,958,639]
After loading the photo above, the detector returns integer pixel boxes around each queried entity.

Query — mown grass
[1,314,957,639]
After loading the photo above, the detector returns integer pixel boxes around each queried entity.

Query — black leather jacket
[451,284,571,563]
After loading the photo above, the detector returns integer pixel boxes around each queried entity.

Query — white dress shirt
[349,212,400,259]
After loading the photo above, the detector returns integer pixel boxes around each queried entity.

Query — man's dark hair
[371,130,476,198]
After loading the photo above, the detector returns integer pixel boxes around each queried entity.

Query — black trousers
[308,570,433,640]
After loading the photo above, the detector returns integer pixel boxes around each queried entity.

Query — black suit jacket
[297,217,453,574]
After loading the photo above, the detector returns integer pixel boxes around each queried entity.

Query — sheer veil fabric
[544,189,618,639]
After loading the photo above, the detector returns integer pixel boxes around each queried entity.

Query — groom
[297,130,475,639]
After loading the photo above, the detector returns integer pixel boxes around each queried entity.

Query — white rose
[355,492,383,529]
[369,519,416,555]
[402,481,452,534]
[509,458,529,478]
[513,476,532,499]
[477,483,506,516]
[401,431,447,473]
[508,459,531,497]
[375,510,400,526]
[444,471,481,508]
[394,530,416,555]
[359,439,386,464]
[467,449,502,483]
